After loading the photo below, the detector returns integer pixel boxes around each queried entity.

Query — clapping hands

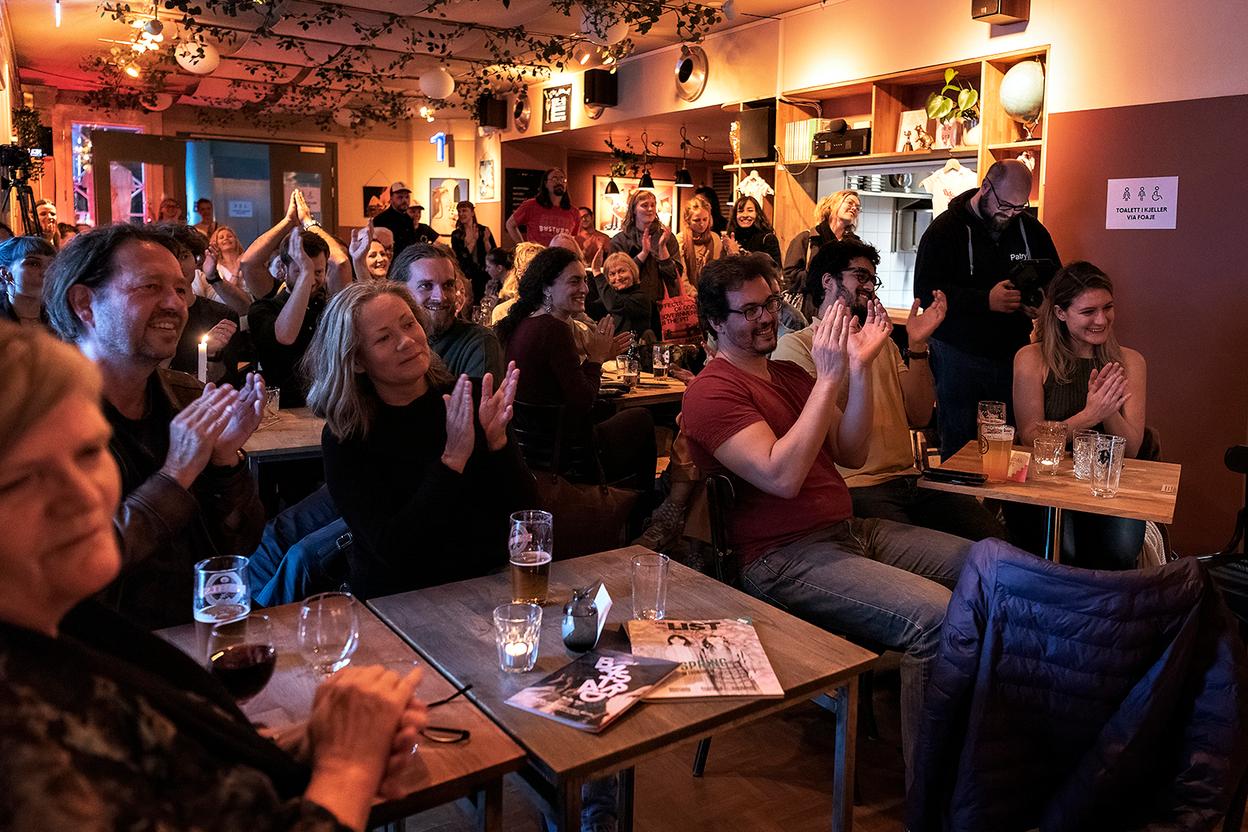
[1084,362,1130,423]
[848,299,893,368]
[585,316,621,364]
[441,375,475,473]
[480,362,520,452]
[212,372,265,462]
[809,300,851,388]
[905,290,946,347]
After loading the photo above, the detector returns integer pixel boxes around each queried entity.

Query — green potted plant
[926,69,980,146]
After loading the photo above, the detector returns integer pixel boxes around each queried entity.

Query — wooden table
[158,600,526,830]
[244,406,326,466]
[369,545,876,832]
[601,371,686,409]
[920,441,1182,561]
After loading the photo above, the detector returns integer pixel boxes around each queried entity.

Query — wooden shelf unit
[769,46,1050,243]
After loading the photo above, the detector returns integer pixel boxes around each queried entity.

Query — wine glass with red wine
[208,613,277,703]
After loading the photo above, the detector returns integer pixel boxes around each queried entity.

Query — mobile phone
[921,468,987,486]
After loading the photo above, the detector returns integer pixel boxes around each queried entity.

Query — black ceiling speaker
[476,94,508,129]
[584,69,618,108]
[972,0,1029,24]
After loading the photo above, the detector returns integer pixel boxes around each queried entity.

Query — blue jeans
[930,338,1015,460]
[741,518,973,788]
[851,475,1007,542]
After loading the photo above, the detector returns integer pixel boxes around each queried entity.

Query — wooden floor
[403,669,908,832]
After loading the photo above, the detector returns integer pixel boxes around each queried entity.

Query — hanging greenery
[87,0,721,131]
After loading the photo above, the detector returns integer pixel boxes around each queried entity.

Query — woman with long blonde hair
[303,281,533,597]
[490,241,544,325]
[604,189,682,303]
[782,189,861,318]
[1012,261,1147,568]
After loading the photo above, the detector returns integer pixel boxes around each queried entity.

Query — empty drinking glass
[631,553,670,620]
[1090,434,1127,498]
[1033,436,1063,475]
[298,591,360,675]
[1072,430,1101,480]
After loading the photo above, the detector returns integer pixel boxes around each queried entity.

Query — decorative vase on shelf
[959,115,981,147]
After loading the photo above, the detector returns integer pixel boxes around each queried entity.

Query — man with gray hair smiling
[44,224,265,629]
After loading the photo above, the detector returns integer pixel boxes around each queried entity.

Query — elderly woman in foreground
[0,323,426,832]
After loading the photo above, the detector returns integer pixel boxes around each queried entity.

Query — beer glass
[982,424,1015,482]
[509,510,553,604]
[977,401,1007,454]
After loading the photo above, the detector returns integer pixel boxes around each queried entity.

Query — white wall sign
[1105,176,1178,229]
[227,200,253,218]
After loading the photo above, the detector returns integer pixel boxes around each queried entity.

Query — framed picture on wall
[896,109,934,152]
[428,177,469,237]
[362,186,387,218]
[478,159,497,202]
[592,176,679,236]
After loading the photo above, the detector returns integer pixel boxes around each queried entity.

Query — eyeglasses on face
[986,178,1029,213]
[727,294,782,321]
[841,268,882,289]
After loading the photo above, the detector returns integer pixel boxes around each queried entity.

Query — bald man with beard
[913,159,1060,459]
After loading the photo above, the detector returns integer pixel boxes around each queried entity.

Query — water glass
[194,555,250,663]
[1035,420,1067,444]
[631,552,670,620]
[1090,434,1127,498]
[494,603,542,672]
[207,612,276,703]
[1072,430,1101,480]
[509,510,554,604]
[652,345,670,379]
[977,401,1007,454]
[298,591,360,675]
[263,386,281,420]
[1033,436,1063,475]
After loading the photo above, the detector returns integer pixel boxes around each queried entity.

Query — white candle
[197,335,208,383]
[505,641,531,657]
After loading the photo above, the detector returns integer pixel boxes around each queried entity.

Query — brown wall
[1043,95,1248,553]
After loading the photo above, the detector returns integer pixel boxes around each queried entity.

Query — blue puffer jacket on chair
[907,539,1248,832]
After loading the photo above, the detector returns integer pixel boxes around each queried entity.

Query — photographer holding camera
[913,159,1059,459]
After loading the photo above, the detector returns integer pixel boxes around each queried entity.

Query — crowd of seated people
[5,158,1244,832]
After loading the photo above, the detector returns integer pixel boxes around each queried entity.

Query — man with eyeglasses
[914,159,1059,458]
[682,255,974,792]
[774,240,1006,541]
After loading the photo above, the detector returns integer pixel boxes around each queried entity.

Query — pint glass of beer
[509,510,553,604]
[982,424,1015,482]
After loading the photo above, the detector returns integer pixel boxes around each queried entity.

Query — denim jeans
[851,475,1007,542]
[929,338,1015,460]
[741,518,972,789]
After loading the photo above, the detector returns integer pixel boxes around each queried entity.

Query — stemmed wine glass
[207,613,277,703]
[297,591,360,675]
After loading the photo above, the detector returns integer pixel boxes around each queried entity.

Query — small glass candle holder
[1033,436,1064,475]
[494,602,542,672]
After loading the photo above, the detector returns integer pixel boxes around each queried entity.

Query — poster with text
[593,176,679,237]
[1105,176,1178,229]
[429,178,469,237]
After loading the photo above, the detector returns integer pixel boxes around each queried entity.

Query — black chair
[690,474,881,784]
[1198,445,1248,643]
[510,400,599,482]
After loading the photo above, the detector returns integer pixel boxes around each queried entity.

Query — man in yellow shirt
[773,239,1004,540]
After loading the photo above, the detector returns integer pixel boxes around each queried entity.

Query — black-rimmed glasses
[842,268,882,289]
[727,294,782,322]
[421,683,473,744]
[986,178,1029,213]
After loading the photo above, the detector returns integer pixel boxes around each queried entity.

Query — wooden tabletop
[369,545,876,783]
[920,441,1182,523]
[244,407,326,460]
[601,371,686,409]
[157,600,525,825]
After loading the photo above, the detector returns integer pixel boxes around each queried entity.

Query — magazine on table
[503,649,679,732]
[625,618,784,699]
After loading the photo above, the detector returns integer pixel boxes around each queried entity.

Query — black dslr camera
[1008,258,1058,309]
[0,143,33,173]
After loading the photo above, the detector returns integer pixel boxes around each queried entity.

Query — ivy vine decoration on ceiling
[88,0,722,130]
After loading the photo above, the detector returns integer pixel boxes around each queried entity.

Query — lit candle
[197,335,208,383]
[505,641,531,657]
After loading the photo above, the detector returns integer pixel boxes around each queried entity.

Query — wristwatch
[908,349,930,360]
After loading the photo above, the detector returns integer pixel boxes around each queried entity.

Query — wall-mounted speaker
[476,95,508,129]
[972,0,1029,24]
[584,69,618,107]
[738,104,775,163]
